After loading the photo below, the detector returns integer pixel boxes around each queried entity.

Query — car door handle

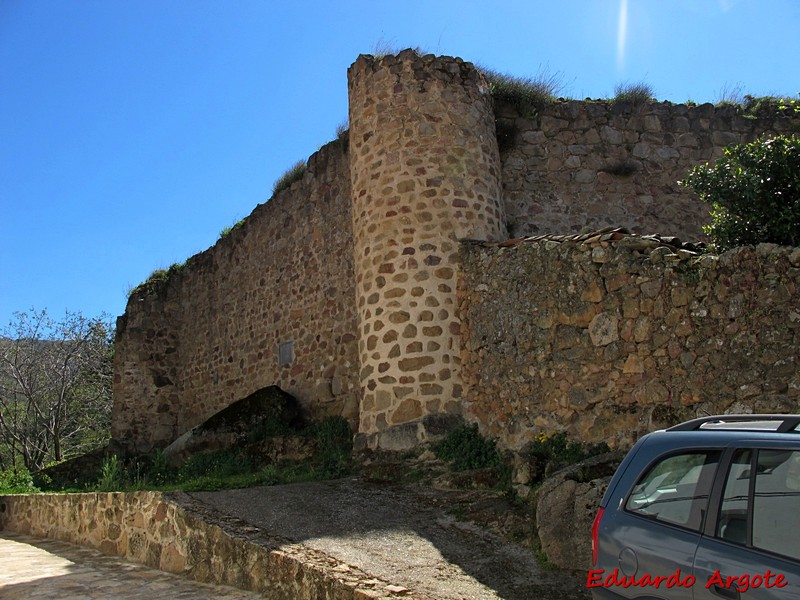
[711,584,740,600]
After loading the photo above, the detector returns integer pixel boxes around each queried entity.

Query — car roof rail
[667,414,800,433]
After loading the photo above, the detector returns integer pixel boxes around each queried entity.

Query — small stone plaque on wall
[278,340,294,367]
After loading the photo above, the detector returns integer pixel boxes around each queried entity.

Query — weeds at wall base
[26,416,354,494]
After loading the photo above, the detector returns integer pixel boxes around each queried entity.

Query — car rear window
[625,451,720,531]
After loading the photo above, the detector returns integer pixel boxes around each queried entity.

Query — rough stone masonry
[111,49,800,455]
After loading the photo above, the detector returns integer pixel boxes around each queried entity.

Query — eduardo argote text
[587,567,788,593]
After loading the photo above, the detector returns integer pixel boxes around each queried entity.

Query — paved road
[0,532,264,599]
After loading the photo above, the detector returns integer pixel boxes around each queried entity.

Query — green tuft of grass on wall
[128,261,186,299]
[272,160,307,195]
[481,68,564,118]
[612,81,655,105]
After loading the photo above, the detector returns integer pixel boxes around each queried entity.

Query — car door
[596,449,721,599]
[693,447,800,600]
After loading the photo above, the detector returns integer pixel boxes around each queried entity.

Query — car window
[625,451,719,531]
[753,449,800,561]
[717,448,751,544]
[716,448,800,562]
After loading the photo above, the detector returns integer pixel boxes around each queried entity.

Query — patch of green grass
[715,83,745,107]
[523,432,610,484]
[95,455,124,492]
[272,160,306,195]
[218,218,246,240]
[535,546,557,570]
[306,416,353,478]
[334,120,349,151]
[529,431,608,465]
[481,67,563,118]
[72,416,355,494]
[612,81,655,105]
[178,449,252,481]
[370,41,427,60]
[128,262,186,298]
[741,94,800,118]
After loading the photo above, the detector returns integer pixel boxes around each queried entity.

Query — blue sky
[1,0,798,329]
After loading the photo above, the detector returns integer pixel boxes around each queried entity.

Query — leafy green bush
[272,160,306,195]
[524,432,610,484]
[528,432,608,465]
[612,82,655,105]
[433,424,502,471]
[0,466,40,494]
[307,416,353,478]
[681,135,800,250]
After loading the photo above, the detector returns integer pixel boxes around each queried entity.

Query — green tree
[0,309,114,471]
[681,135,800,251]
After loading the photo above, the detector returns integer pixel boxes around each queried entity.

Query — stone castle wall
[459,235,800,450]
[111,49,800,454]
[498,100,797,240]
[347,50,506,449]
[112,141,360,453]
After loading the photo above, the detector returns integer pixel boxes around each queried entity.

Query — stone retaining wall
[0,492,415,599]
[459,233,800,450]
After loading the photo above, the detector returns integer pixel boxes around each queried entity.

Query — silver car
[591,415,800,600]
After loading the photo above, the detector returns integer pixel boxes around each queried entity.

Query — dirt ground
[188,477,590,600]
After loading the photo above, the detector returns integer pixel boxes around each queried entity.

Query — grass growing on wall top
[481,68,564,118]
[272,160,306,195]
[369,41,427,60]
[127,261,186,299]
[612,81,655,105]
[218,218,246,240]
[740,94,800,118]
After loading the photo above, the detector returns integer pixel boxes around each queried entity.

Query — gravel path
[191,478,589,600]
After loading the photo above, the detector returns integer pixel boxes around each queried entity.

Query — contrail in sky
[617,0,628,71]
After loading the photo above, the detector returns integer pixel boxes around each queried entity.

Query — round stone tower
[348,49,506,449]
